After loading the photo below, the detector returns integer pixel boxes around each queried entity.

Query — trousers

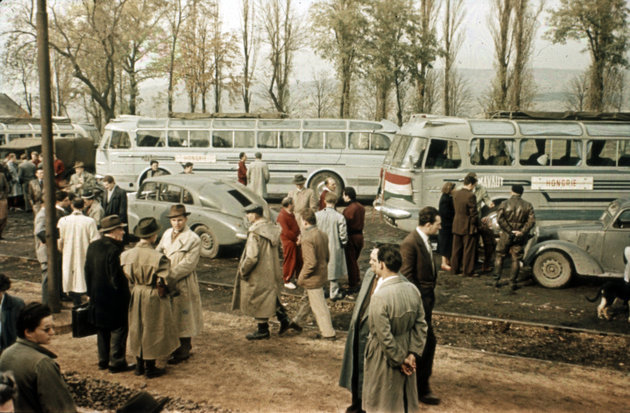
[293,288,335,338]
[97,325,128,368]
[416,288,436,395]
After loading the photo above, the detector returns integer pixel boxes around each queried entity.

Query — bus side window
[551,139,582,166]
[168,130,188,147]
[110,131,131,149]
[303,132,324,149]
[257,131,278,148]
[137,130,165,147]
[190,130,210,147]
[326,132,346,149]
[618,141,630,166]
[235,131,255,148]
[587,140,616,166]
[349,132,369,150]
[371,133,390,151]
[279,131,299,148]
[0,134,5,145]
[213,131,233,148]
[425,139,461,169]
[520,139,549,166]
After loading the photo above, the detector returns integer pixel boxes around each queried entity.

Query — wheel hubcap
[200,233,214,251]
[541,259,562,280]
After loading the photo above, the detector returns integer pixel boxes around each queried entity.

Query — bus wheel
[309,172,343,197]
[533,251,572,288]
[194,225,219,259]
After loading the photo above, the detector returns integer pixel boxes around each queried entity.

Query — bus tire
[309,172,343,197]
[532,250,572,288]
[194,225,219,259]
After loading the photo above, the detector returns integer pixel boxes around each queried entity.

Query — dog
[585,280,630,322]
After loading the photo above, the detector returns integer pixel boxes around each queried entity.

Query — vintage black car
[524,199,630,288]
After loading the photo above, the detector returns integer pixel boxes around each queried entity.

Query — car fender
[524,240,604,276]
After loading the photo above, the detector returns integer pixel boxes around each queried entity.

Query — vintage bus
[96,115,398,197]
[375,112,630,232]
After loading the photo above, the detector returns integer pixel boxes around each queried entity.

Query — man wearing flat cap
[82,190,104,225]
[287,174,318,228]
[121,217,179,378]
[85,215,134,373]
[156,204,203,364]
[68,161,96,197]
[492,184,535,291]
[232,203,299,339]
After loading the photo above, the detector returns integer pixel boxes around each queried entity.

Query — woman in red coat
[276,197,302,289]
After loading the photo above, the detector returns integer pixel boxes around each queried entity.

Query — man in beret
[84,215,134,373]
[492,185,536,291]
[156,204,203,363]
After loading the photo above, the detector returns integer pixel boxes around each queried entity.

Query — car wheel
[194,225,219,259]
[309,172,343,197]
[532,250,572,288]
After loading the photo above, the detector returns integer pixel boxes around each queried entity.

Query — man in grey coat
[362,244,427,413]
[246,152,270,199]
[339,246,381,413]
[315,191,348,301]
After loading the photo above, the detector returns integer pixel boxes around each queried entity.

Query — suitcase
[71,303,97,338]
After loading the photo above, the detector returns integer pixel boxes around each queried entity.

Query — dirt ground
[1,207,629,411]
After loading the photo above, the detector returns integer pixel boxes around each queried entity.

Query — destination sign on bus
[174,154,217,163]
[531,176,593,191]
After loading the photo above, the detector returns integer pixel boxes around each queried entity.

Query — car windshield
[600,201,619,227]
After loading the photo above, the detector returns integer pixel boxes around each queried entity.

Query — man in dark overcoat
[400,206,442,405]
[339,246,380,413]
[0,274,25,353]
[84,215,134,373]
[102,175,128,223]
[450,173,479,278]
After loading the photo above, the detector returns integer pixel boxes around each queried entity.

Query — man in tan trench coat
[157,204,203,364]
[362,244,427,413]
[232,204,299,340]
[121,218,179,378]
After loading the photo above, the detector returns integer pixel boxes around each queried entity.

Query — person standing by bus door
[468,172,496,273]
[491,185,535,292]
[237,152,247,185]
[247,152,269,199]
[451,174,479,278]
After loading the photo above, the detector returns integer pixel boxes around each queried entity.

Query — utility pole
[36,0,61,313]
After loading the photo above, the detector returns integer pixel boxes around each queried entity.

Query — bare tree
[209,4,240,113]
[486,0,514,111]
[409,0,441,114]
[564,71,588,111]
[603,65,626,111]
[240,0,260,113]
[448,69,473,115]
[441,0,464,115]
[547,0,630,111]
[311,0,366,118]
[163,0,186,114]
[308,70,338,118]
[1,35,37,115]
[260,0,303,114]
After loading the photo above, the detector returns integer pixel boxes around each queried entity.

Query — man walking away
[400,206,442,405]
[339,246,381,413]
[492,185,535,291]
[247,152,269,199]
[156,204,203,364]
[57,198,100,306]
[362,245,427,413]
[292,208,335,340]
[0,303,77,412]
[277,197,302,289]
[451,174,479,278]
[342,187,365,293]
[84,215,134,373]
[237,152,247,185]
[121,218,179,379]
[232,204,296,340]
[316,192,348,301]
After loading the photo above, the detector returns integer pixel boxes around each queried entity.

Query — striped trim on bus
[383,171,413,201]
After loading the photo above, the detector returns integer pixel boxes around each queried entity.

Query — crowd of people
[0,150,545,412]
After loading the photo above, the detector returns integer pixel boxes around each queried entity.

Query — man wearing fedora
[85,215,134,373]
[121,217,179,378]
[232,204,300,340]
[156,204,203,364]
[68,161,96,197]
[287,174,318,227]
[82,190,104,225]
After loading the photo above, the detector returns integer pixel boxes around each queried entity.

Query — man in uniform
[246,152,269,199]
[121,218,179,378]
[451,173,479,278]
[68,161,96,197]
[84,215,133,373]
[492,185,535,291]
[287,174,318,225]
[232,204,296,340]
[362,245,427,413]
[82,190,105,225]
[156,204,203,364]
[339,246,381,413]
[400,206,442,405]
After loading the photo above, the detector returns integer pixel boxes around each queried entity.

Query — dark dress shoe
[246,330,270,340]
[98,361,109,370]
[109,363,136,373]
[311,333,336,341]
[145,367,166,379]
[167,354,190,364]
[419,392,441,405]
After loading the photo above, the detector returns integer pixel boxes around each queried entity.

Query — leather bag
[72,303,97,338]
